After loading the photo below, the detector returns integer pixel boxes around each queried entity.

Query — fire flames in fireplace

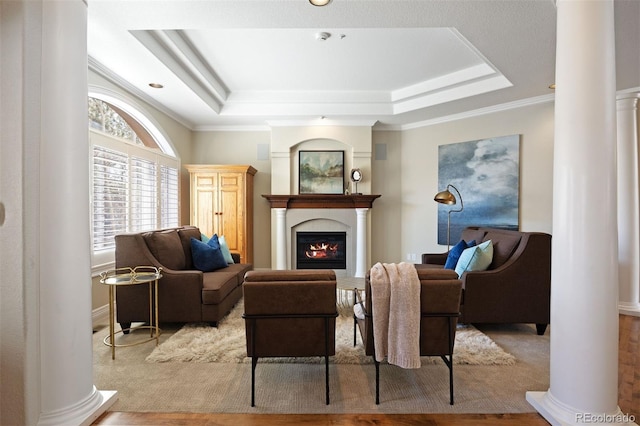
[296,231,347,270]
[305,242,339,259]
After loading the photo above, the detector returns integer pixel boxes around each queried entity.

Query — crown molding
[194,124,272,132]
[399,93,556,131]
[266,119,378,127]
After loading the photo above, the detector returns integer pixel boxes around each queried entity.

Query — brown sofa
[114,226,252,330]
[421,226,551,335]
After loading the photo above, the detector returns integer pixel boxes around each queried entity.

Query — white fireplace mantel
[263,195,381,277]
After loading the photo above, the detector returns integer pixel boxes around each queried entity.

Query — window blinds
[91,132,179,254]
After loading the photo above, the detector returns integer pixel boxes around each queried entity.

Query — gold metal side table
[100,266,162,360]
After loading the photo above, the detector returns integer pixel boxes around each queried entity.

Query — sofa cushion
[144,229,186,270]
[178,226,202,270]
[455,240,493,277]
[444,239,476,269]
[483,231,521,269]
[461,228,487,246]
[202,271,239,305]
[191,237,228,272]
[224,262,253,282]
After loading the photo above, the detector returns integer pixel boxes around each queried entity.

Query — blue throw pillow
[444,239,476,269]
[190,237,228,272]
[455,240,493,278]
[208,233,221,250]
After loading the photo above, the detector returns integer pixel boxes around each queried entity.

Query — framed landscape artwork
[437,134,520,245]
[299,150,344,194]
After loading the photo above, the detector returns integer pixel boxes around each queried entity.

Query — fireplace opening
[296,231,347,270]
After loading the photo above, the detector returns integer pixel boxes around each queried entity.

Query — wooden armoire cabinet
[185,164,257,264]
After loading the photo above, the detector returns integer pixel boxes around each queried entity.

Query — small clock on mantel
[350,168,363,195]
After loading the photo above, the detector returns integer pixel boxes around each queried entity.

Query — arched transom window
[88,96,179,270]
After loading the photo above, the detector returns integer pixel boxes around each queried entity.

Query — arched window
[88,94,179,271]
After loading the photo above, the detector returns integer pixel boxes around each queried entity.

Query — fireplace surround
[263,194,380,277]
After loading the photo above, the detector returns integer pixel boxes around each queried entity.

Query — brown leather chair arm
[244,280,336,315]
[244,269,336,283]
[421,252,448,265]
[416,268,458,280]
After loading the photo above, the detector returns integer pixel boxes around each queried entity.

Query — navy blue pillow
[190,237,228,272]
[444,239,476,269]
[208,233,221,250]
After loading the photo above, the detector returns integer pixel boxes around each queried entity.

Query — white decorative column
[275,208,287,270]
[1,1,116,425]
[355,208,368,278]
[39,1,118,425]
[617,95,640,315]
[527,1,624,424]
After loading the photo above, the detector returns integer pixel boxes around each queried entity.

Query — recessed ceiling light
[309,0,331,6]
[149,83,164,89]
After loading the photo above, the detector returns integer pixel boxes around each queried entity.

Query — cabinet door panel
[220,188,240,251]
[192,174,218,238]
[218,173,242,252]
[195,190,215,238]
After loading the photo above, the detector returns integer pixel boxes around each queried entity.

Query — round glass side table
[99,266,162,360]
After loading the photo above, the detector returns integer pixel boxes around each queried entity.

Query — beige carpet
[144,300,516,365]
[93,302,550,413]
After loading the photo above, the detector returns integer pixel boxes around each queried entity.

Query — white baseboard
[92,304,110,330]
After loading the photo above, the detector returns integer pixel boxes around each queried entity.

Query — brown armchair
[242,269,338,407]
[354,267,462,405]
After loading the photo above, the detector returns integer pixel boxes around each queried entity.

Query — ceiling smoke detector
[316,32,331,41]
[309,0,332,6]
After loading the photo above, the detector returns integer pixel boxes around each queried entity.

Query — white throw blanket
[370,262,421,369]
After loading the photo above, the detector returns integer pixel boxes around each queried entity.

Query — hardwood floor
[619,313,640,417]
[92,412,550,425]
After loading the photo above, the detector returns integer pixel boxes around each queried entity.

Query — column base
[619,302,640,317]
[526,391,637,426]
[38,388,118,426]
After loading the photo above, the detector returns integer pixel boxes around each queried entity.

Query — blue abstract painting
[437,135,520,245]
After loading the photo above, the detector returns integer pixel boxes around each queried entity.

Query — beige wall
[400,101,555,259]
[269,125,373,194]
[370,130,403,264]
[191,130,272,269]
[88,71,556,316]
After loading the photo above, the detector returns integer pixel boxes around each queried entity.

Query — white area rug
[146,300,516,365]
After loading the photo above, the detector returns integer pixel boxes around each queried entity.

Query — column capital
[616,94,639,110]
